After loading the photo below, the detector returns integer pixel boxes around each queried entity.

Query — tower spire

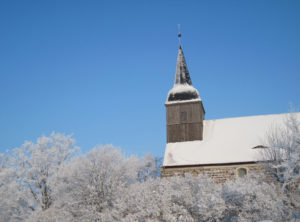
[174,26,192,86]
[166,30,200,102]
[165,31,205,142]
[175,44,192,86]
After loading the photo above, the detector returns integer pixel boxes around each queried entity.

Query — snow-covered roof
[163,113,300,167]
[167,45,200,103]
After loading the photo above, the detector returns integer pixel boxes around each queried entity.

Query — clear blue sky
[0,0,299,157]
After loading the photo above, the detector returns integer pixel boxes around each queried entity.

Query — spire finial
[178,24,181,45]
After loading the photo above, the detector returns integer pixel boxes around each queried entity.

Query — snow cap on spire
[166,44,200,103]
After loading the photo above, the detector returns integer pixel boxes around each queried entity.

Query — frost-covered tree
[222,174,290,222]
[116,174,225,222]
[2,132,297,221]
[261,112,300,216]
[263,112,300,184]
[117,173,290,222]
[2,132,78,220]
[51,145,160,221]
[0,153,29,221]
[137,154,162,182]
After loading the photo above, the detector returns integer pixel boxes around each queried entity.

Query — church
[161,37,299,183]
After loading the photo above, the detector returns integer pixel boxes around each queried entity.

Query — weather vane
[178,24,181,45]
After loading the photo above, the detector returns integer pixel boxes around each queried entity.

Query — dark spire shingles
[167,45,200,102]
[175,45,192,85]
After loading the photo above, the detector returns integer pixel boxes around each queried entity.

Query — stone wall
[161,162,263,184]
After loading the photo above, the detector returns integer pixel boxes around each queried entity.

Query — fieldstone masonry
[161,163,262,183]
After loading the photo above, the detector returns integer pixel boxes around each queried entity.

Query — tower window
[237,168,247,177]
[180,111,187,122]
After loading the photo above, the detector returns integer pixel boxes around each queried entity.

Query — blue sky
[0,0,299,157]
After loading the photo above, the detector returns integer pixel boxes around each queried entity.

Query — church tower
[165,38,205,143]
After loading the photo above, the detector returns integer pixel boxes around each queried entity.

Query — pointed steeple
[174,45,192,86]
[165,32,205,143]
[167,43,200,102]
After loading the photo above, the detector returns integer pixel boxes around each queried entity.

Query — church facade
[161,40,299,183]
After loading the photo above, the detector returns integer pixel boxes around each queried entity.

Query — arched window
[237,168,247,177]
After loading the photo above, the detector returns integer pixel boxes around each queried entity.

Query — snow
[165,98,202,105]
[2,130,298,220]
[163,113,300,166]
[168,84,199,95]
[166,84,201,104]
